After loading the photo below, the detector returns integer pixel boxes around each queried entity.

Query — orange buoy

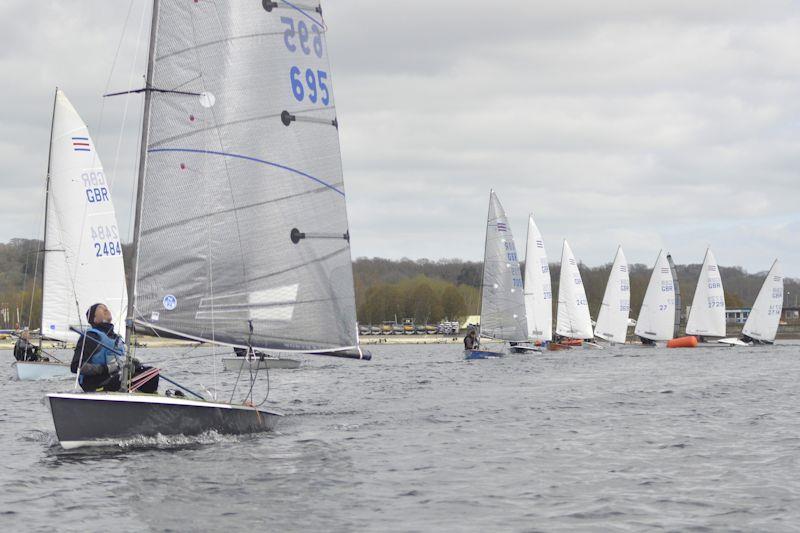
[667,336,698,348]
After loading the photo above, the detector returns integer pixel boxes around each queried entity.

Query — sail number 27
[280,16,330,106]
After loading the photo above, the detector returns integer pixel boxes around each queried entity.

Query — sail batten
[479,192,527,342]
[132,0,358,352]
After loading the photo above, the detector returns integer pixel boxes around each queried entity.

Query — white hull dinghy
[48,0,369,448]
[520,213,552,351]
[15,88,128,381]
[685,248,726,343]
[552,240,593,348]
[594,246,630,345]
[634,250,676,345]
[222,356,301,371]
[14,361,72,381]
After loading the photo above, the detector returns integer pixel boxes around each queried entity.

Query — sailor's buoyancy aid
[85,327,125,367]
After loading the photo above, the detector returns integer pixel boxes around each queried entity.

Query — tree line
[0,238,796,329]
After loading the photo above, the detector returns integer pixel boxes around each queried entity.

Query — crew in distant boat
[13,329,44,362]
[70,303,158,393]
[464,329,479,350]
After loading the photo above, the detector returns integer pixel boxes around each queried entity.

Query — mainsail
[685,248,726,337]
[131,1,358,352]
[594,246,630,343]
[555,240,593,339]
[41,89,128,342]
[634,250,675,341]
[667,253,681,337]
[522,214,552,341]
[742,260,783,343]
[479,191,527,341]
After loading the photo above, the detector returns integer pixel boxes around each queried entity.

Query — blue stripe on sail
[280,0,325,30]
[147,148,345,197]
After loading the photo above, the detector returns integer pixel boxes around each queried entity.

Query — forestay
[742,260,783,343]
[555,240,593,339]
[522,214,552,341]
[594,246,630,343]
[132,1,358,352]
[685,248,725,337]
[634,250,675,341]
[41,90,128,342]
[479,191,527,342]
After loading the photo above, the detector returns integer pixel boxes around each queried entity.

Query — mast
[37,87,59,350]
[123,0,160,390]
[477,190,492,341]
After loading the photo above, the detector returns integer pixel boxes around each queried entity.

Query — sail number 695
[290,67,330,105]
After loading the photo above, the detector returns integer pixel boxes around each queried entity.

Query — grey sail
[132,1,357,352]
[667,253,681,337]
[479,191,527,342]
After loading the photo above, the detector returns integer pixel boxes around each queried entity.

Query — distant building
[782,307,800,323]
[725,308,751,324]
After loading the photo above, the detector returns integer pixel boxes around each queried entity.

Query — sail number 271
[281,16,330,106]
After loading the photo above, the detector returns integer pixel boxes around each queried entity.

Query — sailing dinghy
[468,191,527,359]
[14,89,127,381]
[517,214,551,352]
[594,246,630,344]
[48,0,367,449]
[720,260,783,346]
[634,250,675,345]
[685,248,726,342]
[552,240,593,348]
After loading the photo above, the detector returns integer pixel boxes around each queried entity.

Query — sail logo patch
[72,137,91,152]
[496,222,507,232]
[163,294,178,310]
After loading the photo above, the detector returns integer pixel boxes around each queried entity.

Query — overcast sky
[2,1,798,277]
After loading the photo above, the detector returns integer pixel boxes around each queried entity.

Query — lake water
[2,343,800,532]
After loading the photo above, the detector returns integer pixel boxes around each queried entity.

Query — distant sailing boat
[48,0,367,448]
[720,260,783,346]
[467,191,527,359]
[667,253,682,338]
[553,240,593,347]
[594,246,630,344]
[685,248,726,340]
[15,89,127,381]
[634,250,675,345]
[521,214,552,347]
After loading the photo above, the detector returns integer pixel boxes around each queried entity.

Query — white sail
[522,214,552,341]
[594,246,630,343]
[742,260,783,343]
[41,90,128,342]
[634,250,675,341]
[479,191,527,342]
[685,248,726,337]
[555,240,593,339]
